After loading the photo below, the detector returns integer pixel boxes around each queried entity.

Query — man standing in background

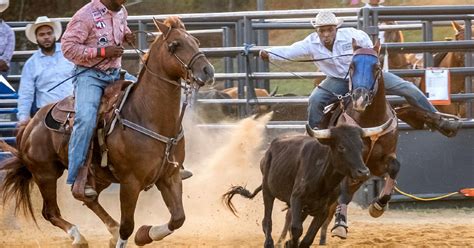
[0,0,14,79]
[17,16,74,123]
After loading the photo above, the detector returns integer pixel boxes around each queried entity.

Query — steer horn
[361,118,394,137]
[305,124,332,139]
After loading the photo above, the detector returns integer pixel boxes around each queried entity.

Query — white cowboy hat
[362,0,385,4]
[25,16,62,44]
[0,0,9,13]
[311,11,343,28]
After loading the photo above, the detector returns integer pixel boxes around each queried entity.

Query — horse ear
[373,39,381,55]
[153,17,169,33]
[451,21,463,33]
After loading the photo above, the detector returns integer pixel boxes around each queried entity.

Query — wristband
[97,47,106,57]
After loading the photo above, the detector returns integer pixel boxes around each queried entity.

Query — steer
[223,120,391,248]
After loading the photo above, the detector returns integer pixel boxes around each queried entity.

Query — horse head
[349,38,382,112]
[148,16,214,86]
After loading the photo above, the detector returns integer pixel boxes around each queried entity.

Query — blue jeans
[67,66,136,184]
[308,72,438,128]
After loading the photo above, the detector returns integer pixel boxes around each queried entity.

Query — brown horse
[383,22,414,70]
[278,40,400,245]
[431,21,474,117]
[0,16,214,247]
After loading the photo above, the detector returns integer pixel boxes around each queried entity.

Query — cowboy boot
[424,112,462,138]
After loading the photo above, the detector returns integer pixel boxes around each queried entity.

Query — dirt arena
[1,114,473,247]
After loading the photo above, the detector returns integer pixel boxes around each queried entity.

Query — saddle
[46,80,134,134]
[44,79,134,202]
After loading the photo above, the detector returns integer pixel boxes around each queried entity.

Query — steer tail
[222,184,262,216]
[0,122,36,223]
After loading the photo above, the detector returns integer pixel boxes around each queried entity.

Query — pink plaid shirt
[61,0,131,71]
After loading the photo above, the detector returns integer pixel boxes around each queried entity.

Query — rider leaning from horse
[61,0,192,198]
[260,11,461,137]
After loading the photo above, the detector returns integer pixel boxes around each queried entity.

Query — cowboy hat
[0,0,9,13]
[362,0,385,4]
[310,11,343,28]
[25,16,62,44]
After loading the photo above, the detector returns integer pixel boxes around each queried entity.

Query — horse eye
[168,41,179,53]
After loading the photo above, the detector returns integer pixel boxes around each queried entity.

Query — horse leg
[276,208,291,244]
[35,174,88,247]
[115,182,141,248]
[83,181,120,245]
[262,186,276,248]
[299,209,329,248]
[135,176,184,246]
[369,156,401,218]
[331,177,365,240]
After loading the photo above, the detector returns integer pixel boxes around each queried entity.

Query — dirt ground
[1,114,473,247]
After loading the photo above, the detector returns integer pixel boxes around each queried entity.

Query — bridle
[132,26,207,90]
[347,48,382,106]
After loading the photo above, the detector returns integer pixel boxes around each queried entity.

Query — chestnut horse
[431,21,474,117]
[0,17,214,247]
[278,40,399,245]
[383,22,414,70]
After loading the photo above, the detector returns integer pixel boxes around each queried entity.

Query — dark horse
[0,17,214,247]
[278,39,400,245]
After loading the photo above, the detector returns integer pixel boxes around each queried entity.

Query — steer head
[306,119,392,181]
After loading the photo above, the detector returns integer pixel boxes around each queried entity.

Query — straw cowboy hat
[310,11,343,28]
[25,16,62,44]
[362,0,385,3]
[0,0,9,13]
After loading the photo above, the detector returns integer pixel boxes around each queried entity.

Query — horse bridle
[134,27,207,89]
[348,48,382,106]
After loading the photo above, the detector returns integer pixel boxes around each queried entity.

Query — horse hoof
[369,202,385,218]
[135,225,153,246]
[331,226,347,239]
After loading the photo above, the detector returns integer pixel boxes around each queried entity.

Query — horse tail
[0,121,36,223]
[222,184,262,216]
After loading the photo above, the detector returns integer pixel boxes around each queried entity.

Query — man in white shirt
[17,16,74,123]
[260,11,460,137]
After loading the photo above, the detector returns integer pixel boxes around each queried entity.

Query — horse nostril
[204,65,214,77]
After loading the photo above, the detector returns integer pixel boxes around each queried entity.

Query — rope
[394,186,459,201]
[266,51,353,63]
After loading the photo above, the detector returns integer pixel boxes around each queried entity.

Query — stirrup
[84,185,98,198]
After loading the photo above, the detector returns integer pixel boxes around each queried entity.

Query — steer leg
[262,186,275,248]
[318,203,336,245]
[277,209,291,244]
[299,209,329,248]
[369,155,401,218]
[286,195,303,248]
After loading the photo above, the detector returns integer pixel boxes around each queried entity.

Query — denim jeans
[67,66,136,184]
[308,72,438,128]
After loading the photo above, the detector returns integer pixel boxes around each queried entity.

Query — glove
[259,50,270,62]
